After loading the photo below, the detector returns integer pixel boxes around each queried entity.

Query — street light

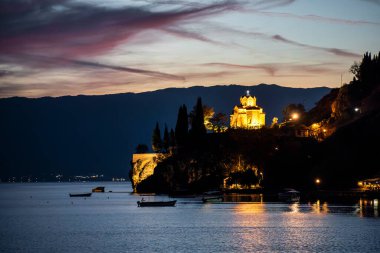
[315,178,321,184]
[291,113,299,120]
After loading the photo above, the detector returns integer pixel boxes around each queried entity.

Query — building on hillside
[230,91,266,129]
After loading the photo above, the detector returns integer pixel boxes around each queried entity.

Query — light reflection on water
[0,183,379,253]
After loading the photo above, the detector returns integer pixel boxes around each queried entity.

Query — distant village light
[315,178,321,184]
[291,113,299,120]
[354,107,360,112]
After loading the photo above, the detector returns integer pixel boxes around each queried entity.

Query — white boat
[278,188,300,203]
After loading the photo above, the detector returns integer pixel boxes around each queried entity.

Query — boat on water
[201,190,224,203]
[69,193,92,197]
[278,188,300,203]
[137,198,177,207]
[92,186,105,193]
[202,196,224,203]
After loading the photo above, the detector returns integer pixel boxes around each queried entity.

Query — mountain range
[0,84,330,180]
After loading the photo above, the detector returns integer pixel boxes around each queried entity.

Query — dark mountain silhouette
[0,84,330,180]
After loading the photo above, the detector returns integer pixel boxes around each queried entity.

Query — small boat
[92,186,105,193]
[202,196,224,203]
[201,190,224,203]
[278,188,300,203]
[137,198,177,207]
[69,192,92,197]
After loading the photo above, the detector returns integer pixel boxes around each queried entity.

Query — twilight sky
[0,0,379,98]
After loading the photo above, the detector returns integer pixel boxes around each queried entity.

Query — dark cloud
[205,62,278,76]
[362,0,380,5]
[0,54,185,81]
[252,0,296,10]
[70,59,185,81]
[204,62,340,76]
[161,27,221,44]
[271,35,361,57]
[0,0,239,59]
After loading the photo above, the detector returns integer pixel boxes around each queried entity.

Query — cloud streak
[252,0,296,10]
[0,0,239,59]
[249,10,380,26]
[205,63,278,76]
[271,35,361,57]
[214,26,361,58]
[70,59,185,81]
[205,62,340,76]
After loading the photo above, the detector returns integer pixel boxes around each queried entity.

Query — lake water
[0,182,379,253]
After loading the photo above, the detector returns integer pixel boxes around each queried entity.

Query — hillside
[0,84,330,180]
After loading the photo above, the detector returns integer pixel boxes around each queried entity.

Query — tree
[163,124,170,153]
[135,144,148,154]
[189,97,206,136]
[175,105,188,146]
[349,51,380,97]
[209,112,228,133]
[152,122,162,152]
[202,105,215,131]
[169,128,175,148]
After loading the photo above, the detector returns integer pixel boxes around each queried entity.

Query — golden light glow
[315,178,321,184]
[358,181,363,187]
[311,123,319,129]
[291,113,299,120]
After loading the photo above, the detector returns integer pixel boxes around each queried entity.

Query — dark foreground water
[0,182,379,253]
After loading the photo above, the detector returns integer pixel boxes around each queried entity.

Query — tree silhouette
[152,122,162,153]
[169,128,176,148]
[135,144,148,154]
[210,112,228,133]
[189,97,206,136]
[175,105,188,146]
[163,124,170,153]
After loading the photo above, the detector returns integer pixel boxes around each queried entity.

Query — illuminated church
[230,91,266,129]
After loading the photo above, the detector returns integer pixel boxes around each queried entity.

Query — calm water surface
[0,182,379,253]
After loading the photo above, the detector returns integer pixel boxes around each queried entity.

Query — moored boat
[92,186,105,193]
[201,190,224,203]
[137,199,177,207]
[69,192,92,197]
[278,188,300,203]
[202,196,224,203]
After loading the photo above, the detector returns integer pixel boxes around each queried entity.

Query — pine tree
[163,124,170,153]
[152,122,162,153]
[169,128,175,148]
[190,97,206,136]
[175,105,188,145]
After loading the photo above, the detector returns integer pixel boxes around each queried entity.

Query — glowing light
[291,113,299,120]
[354,107,360,112]
[358,181,363,187]
[315,178,321,184]
[311,123,319,128]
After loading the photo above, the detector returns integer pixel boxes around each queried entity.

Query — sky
[0,0,379,98]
